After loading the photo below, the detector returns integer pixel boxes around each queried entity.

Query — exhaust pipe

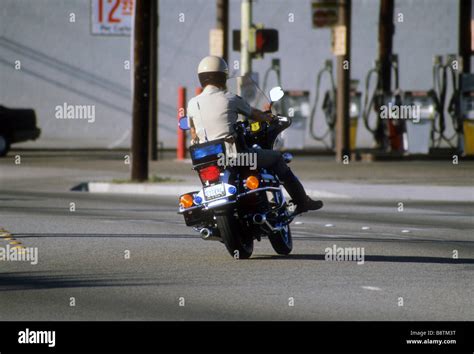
[200,228,212,239]
[253,213,266,225]
[199,228,221,241]
[252,213,282,232]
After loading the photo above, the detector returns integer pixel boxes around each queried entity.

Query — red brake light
[199,165,220,183]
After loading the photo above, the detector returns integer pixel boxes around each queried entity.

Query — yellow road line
[1,228,28,249]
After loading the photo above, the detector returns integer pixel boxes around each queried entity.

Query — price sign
[331,25,346,56]
[91,0,134,36]
[312,0,339,28]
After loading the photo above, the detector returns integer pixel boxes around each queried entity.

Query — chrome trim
[179,199,236,213]
[253,213,266,225]
[252,212,282,233]
[206,199,236,209]
[237,186,281,198]
[200,228,211,238]
[178,185,282,213]
[199,227,222,241]
[178,204,204,214]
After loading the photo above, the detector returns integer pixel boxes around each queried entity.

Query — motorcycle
[177,76,297,259]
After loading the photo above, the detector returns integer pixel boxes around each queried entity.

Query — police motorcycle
[177,77,296,259]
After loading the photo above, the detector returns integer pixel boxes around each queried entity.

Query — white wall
[0,0,461,149]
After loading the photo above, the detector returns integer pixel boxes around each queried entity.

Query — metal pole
[149,0,158,161]
[176,87,187,160]
[216,0,229,63]
[376,0,394,147]
[240,0,252,79]
[335,0,351,162]
[459,0,471,73]
[131,0,150,181]
[378,0,394,95]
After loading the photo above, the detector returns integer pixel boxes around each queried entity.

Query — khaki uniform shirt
[187,85,252,156]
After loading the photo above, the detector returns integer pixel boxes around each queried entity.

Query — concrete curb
[85,182,350,199]
[79,181,474,202]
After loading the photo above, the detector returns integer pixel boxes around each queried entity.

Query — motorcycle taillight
[198,165,220,183]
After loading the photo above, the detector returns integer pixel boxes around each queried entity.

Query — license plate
[204,183,226,201]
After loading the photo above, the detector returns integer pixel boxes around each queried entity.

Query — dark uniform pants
[250,148,307,205]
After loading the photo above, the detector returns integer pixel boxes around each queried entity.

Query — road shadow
[0,271,168,291]
[251,254,474,264]
[13,233,197,239]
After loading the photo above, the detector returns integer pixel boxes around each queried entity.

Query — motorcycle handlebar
[233,115,290,134]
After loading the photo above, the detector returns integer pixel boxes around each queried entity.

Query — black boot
[281,170,323,215]
[294,196,324,215]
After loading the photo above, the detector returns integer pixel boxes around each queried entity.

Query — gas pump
[431,55,460,149]
[402,91,436,154]
[363,55,442,155]
[308,60,335,149]
[362,55,405,152]
[458,73,474,155]
[260,59,310,151]
[279,90,311,150]
[431,54,474,156]
[262,58,282,93]
[308,59,362,150]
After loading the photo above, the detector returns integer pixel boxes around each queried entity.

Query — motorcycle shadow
[250,254,474,264]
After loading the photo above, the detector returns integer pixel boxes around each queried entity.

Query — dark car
[0,105,41,156]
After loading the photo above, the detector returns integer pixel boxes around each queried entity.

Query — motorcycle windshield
[226,75,272,112]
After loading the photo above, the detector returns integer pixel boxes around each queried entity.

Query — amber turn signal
[179,194,194,208]
[245,176,259,190]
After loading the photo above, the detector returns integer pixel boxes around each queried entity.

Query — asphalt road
[0,189,472,320]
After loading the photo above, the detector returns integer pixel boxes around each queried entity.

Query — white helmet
[197,56,228,75]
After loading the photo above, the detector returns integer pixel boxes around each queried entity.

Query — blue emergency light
[191,143,224,160]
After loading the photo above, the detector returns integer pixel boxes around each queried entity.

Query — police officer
[187,56,323,215]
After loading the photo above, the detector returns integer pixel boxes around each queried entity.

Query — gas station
[175,0,474,163]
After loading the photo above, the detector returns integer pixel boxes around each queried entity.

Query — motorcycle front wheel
[268,224,293,255]
[215,212,253,259]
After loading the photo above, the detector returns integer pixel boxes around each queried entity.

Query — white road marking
[362,286,382,291]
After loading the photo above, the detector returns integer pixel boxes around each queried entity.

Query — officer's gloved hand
[262,111,275,122]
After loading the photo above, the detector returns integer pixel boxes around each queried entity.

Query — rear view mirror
[178,116,191,130]
[269,86,284,102]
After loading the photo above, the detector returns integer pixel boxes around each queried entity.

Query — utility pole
[335,0,351,162]
[148,0,158,161]
[240,0,252,79]
[459,0,471,73]
[376,0,394,147]
[131,0,151,181]
[216,0,229,63]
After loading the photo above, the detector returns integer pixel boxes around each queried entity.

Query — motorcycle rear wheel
[215,212,253,259]
[0,135,10,157]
